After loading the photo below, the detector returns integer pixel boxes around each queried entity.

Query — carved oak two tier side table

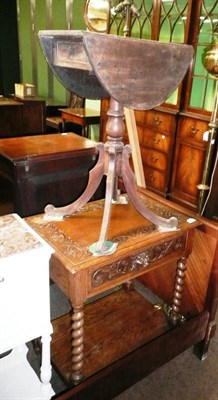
[26,188,208,390]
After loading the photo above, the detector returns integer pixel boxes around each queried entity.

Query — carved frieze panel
[92,235,186,287]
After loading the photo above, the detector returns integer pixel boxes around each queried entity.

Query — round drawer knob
[154,116,162,125]
[153,135,161,144]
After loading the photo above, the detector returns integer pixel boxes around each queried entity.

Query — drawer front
[143,110,175,134]
[170,141,206,203]
[141,147,168,171]
[134,110,145,124]
[144,166,167,192]
[138,127,172,153]
[178,117,209,145]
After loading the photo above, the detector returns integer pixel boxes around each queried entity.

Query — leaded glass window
[109,0,153,39]
[189,1,218,111]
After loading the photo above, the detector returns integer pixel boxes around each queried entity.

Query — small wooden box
[15,83,36,97]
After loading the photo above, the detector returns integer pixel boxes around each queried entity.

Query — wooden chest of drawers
[136,108,177,195]
[100,99,177,197]
[169,114,209,209]
[100,101,216,212]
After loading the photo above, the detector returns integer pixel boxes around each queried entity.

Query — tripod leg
[44,143,105,220]
[90,147,118,255]
[122,145,178,231]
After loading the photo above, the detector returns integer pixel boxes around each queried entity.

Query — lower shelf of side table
[51,288,208,387]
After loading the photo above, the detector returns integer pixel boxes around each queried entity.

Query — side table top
[0,96,23,106]
[25,189,200,274]
[0,132,97,161]
[59,107,100,118]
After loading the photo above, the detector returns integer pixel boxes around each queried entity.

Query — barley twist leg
[170,256,187,325]
[71,306,84,384]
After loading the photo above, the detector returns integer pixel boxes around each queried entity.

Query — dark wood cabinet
[0,133,105,217]
[0,0,20,95]
[0,98,23,138]
[13,96,46,135]
[0,96,46,138]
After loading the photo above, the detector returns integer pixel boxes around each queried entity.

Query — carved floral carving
[27,197,187,260]
[92,235,185,287]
